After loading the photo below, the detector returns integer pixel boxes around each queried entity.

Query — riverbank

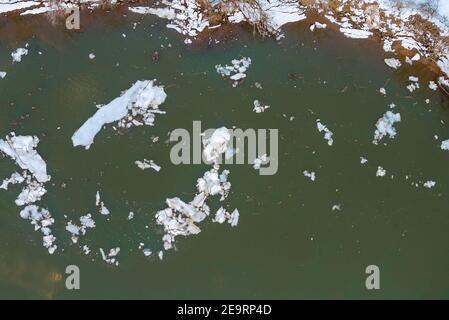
[2,0,449,95]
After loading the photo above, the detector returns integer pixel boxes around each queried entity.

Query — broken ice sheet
[215,57,251,87]
[373,111,401,145]
[20,205,57,254]
[99,247,120,266]
[65,214,96,244]
[72,80,167,149]
[155,127,237,253]
[0,133,51,206]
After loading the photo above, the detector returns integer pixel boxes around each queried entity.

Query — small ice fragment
[0,71,6,79]
[316,119,334,146]
[253,154,267,170]
[135,159,161,172]
[429,81,438,91]
[303,170,316,181]
[127,211,134,220]
[360,157,368,164]
[441,139,449,150]
[11,48,28,63]
[423,181,436,188]
[376,166,386,177]
[379,88,386,96]
[89,53,96,60]
[331,204,341,211]
[253,100,270,113]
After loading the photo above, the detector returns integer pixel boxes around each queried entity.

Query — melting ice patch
[373,111,401,145]
[72,80,167,149]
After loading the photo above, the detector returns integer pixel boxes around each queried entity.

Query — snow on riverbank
[72,80,167,149]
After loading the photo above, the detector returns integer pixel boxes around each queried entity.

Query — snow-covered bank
[72,80,167,149]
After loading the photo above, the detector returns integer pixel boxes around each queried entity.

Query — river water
[0,10,448,299]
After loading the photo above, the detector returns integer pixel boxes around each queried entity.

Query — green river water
[0,10,448,299]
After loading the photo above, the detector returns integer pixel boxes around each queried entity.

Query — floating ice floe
[373,111,401,145]
[88,53,95,60]
[99,247,120,266]
[215,57,251,87]
[95,191,110,215]
[135,159,161,172]
[384,58,401,69]
[0,71,6,79]
[11,48,28,63]
[303,170,316,182]
[253,100,270,113]
[379,87,386,96]
[19,205,57,254]
[360,157,368,164]
[65,214,96,244]
[0,133,50,206]
[316,119,334,146]
[376,166,386,177]
[72,80,167,149]
[129,0,209,42]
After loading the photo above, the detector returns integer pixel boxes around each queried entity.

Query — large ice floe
[0,133,51,206]
[72,80,167,149]
[373,111,401,145]
[155,127,238,252]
